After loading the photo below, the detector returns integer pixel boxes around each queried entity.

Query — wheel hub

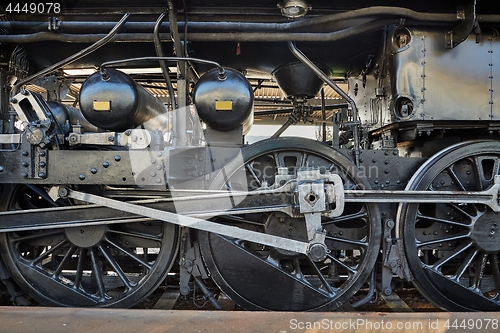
[65,225,106,248]
[265,213,307,256]
[472,211,500,253]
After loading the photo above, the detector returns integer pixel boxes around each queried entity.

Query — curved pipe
[3,7,499,33]
[287,41,361,166]
[0,19,395,43]
[154,13,177,109]
[12,13,130,95]
[99,56,226,80]
[167,0,186,78]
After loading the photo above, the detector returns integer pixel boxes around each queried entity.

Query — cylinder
[193,68,253,135]
[79,68,168,132]
[273,61,329,100]
[48,101,101,133]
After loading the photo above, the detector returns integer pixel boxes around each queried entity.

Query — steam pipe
[321,88,327,142]
[167,0,184,60]
[287,41,361,166]
[154,13,177,109]
[99,56,226,80]
[0,19,397,43]
[12,13,130,95]
[4,7,499,33]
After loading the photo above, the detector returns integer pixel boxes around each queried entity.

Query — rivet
[79,174,86,180]
[90,168,97,174]
[21,171,28,178]
[102,161,110,168]
[38,172,46,178]
[39,161,46,168]
[22,150,29,156]
[114,155,121,162]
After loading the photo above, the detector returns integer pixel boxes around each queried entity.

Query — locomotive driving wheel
[199,137,381,311]
[0,184,179,307]
[398,141,500,311]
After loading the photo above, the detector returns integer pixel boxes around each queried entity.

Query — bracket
[445,0,476,49]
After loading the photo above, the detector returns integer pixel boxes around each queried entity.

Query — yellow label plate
[93,101,111,111]
[215,100,233,111]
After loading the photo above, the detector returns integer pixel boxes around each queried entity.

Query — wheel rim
[0,185,179,307]
[398,141,500,311]
[199,137,381,311]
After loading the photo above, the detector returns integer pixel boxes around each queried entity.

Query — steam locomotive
[0,0,499,312]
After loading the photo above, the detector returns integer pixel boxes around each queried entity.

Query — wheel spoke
[246,163,262,187]
[52,245,78,278]
[446,166,466,191]
[416,212,472,228]
[447,203,475,219]
[99,244,136,290]
[108,229,162,242]
[326,253,357,275]
[472,253,488,290]
[490,255,500,300]
[89,248,107,301]
[105,237,153,270]
[428,241,473,271]
[31,239,70,266]
[306,256,335,295]
[11,230,65,243]
[325,235,367,247]
[73,248,87,289]
[453,248,479,281]
[322,211,368,226]
[416,233,470,248]
[300,153,308,168]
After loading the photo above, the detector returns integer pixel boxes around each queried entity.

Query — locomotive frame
[0,0,500,312]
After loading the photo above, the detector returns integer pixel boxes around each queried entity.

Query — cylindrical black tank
[79,68,168,131]
[193,68,253,135]
[48,101,101,133]
[272,62,329,100]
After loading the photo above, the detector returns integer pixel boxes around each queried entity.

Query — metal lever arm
[67,189,310,255]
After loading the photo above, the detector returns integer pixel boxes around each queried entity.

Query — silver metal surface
[0,134,21,144]
[68,129,152,149]
[352,27,500,128]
